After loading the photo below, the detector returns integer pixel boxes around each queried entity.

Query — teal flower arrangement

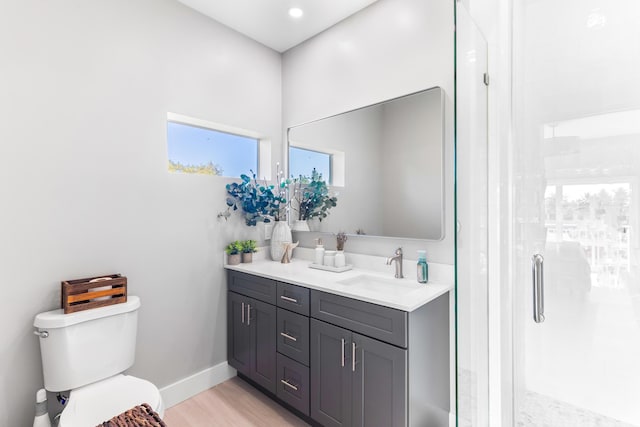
[292,168,338,222]
[226,170,288,226]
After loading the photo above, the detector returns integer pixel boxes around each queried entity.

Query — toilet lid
[58,374,163,427]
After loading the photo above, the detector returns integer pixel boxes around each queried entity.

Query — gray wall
[0,1,281,425]
[289,106,386,235]
[380,89,444,239]
[282,0,455,262]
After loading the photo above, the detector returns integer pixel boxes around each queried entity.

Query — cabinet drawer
[277,308,310,366]
[276,282,310,316]
[228,271,277,305]
[277,353,310,416]
[311,290,408,348]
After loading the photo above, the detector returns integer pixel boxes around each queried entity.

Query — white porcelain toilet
[34,296,164,426]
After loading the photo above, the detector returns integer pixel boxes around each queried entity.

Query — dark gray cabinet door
[351,333,407,427]
[228,292,251,376]
[249,298,277,394]
[310,319,352,427]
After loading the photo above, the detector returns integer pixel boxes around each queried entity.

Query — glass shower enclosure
[512,1,640,425]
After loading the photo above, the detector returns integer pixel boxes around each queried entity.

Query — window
[289,146,332,183]
[166,113,270,178]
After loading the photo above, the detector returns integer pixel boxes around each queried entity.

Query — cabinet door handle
[352,342,357,372]
[241,302,245,324]
[280,332,297,342]
[247,305,251,326]
[341,338,345,367]
[280,379,298,391]
[280,295,298,303]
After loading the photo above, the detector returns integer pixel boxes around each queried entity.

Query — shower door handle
[532,254,545,323]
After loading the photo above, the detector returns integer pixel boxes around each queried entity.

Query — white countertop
[225,258,452,312]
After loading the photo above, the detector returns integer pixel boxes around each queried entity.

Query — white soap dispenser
[314,238,325,265]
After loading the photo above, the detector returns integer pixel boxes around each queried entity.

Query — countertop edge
[224,262,453,312]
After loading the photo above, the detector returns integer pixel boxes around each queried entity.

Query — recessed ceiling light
[288,7,304,18]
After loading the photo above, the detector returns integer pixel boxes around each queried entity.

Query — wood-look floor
[163,377,310,426]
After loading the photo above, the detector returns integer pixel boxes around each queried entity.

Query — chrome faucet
[386,247,404,278]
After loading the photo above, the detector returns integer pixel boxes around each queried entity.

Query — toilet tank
[34,296,141,392]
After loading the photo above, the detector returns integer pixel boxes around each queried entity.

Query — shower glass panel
[456,4,489,427]
[513,1,640,425]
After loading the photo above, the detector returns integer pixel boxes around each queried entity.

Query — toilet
[33,296,164,426]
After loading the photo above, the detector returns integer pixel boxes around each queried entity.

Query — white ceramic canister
[314,238,325,265]
[323,250,336,267]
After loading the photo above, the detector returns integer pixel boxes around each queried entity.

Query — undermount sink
[337,274,423,295]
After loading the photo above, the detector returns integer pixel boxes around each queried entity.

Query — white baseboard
[159,361,237,408]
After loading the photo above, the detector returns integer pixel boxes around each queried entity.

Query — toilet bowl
[34,296,164,425]
[58,374,164,426]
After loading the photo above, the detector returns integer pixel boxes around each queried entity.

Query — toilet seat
[58,374,164,426]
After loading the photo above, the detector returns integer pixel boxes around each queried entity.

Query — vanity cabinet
[227,292,252,375]
[227,291,277,393]
[309,319,353,427]
[351,332,407,427]
[227,269,450,427]
[310,317,407,427]
[227,271,310,406]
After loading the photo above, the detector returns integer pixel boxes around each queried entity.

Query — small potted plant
[241,240,257,263]
[225,241,243,265]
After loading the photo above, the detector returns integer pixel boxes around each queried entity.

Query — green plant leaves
[225,240,243,255]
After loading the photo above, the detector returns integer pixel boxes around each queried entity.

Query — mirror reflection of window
[289,146,332,183]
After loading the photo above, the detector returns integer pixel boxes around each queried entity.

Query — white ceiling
[177,0,380,52]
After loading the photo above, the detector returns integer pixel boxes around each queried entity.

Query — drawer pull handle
[280,295,298,303]
[247,305,251,326]
[280,379,299,391]
[280,332,297,342]
[341,338,345,367]
[352,342,357,372]
[241,302,245,324]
